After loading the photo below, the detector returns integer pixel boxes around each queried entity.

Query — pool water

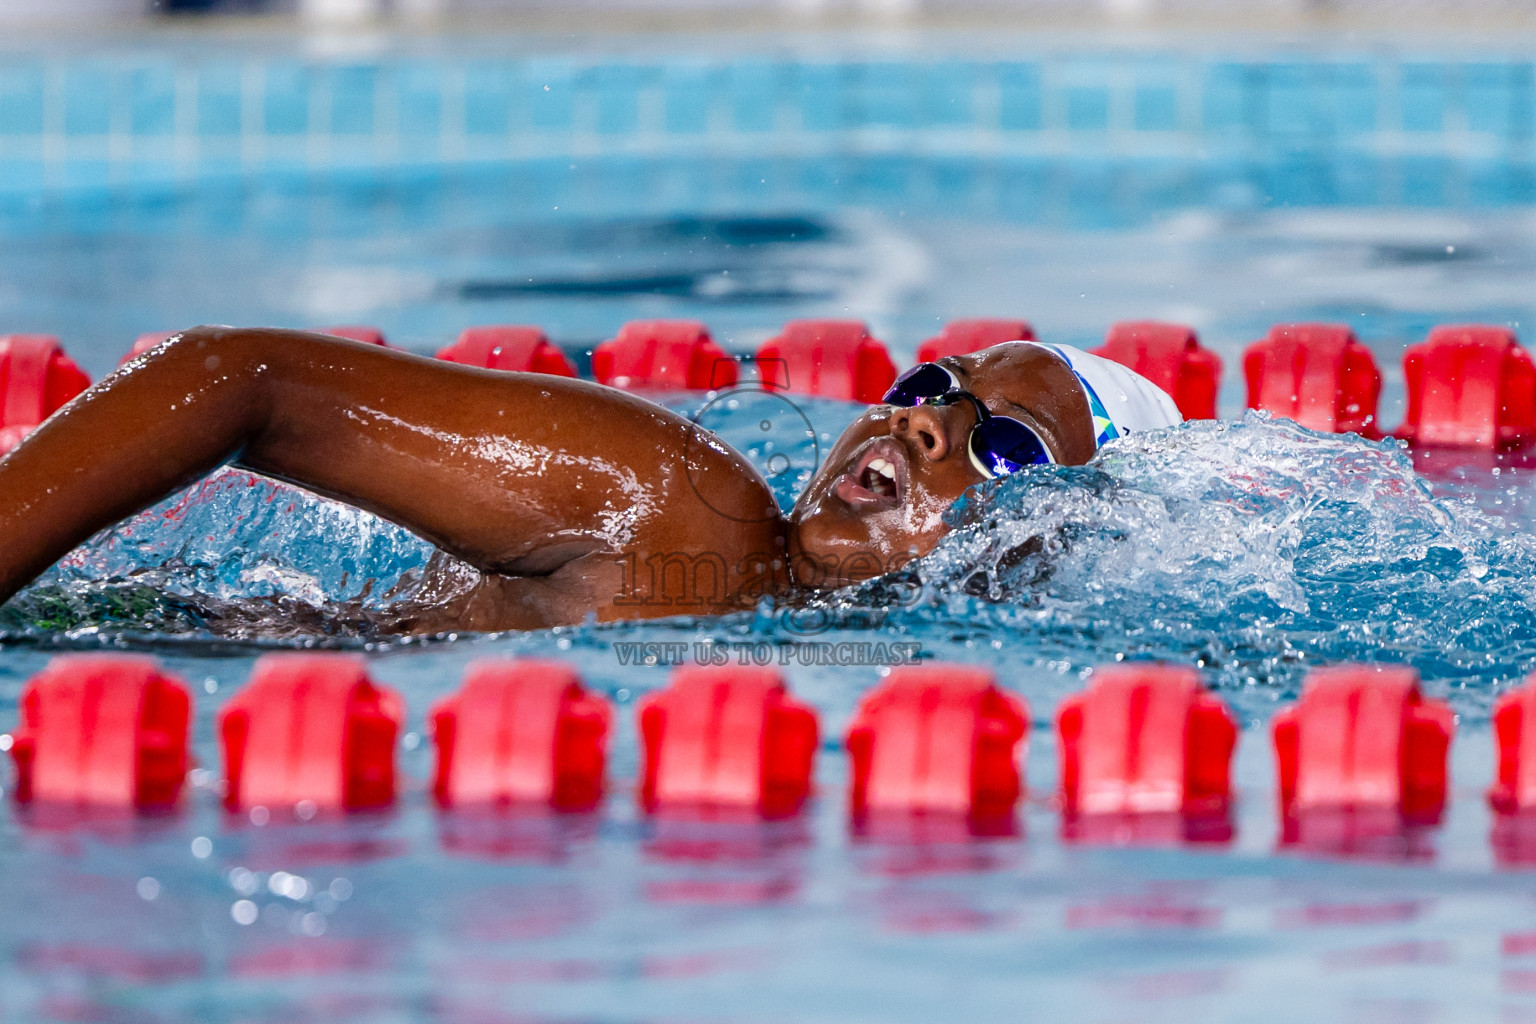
[6,35,1536,1023]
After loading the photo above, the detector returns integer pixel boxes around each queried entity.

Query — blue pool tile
[463,63,514,136]
[394,63,441,137]
[663,63,715,134]
[60,158,111,190]
[587,64,642,135]
[858,63,916,128]
[729,61,777,133]
[1123,157,1198,212]
[0,160,44,192]
[1062,159,1123,228]
[848,154,910,202]
[526,61,574,131]
[125,159,178,188]
[1468,160,1528,205]
[1400,154,1450,204]
[920,62,974,128]
[996,63,1041,131]
[1203,62,1258,133]
[1331,152,1383,206]
[63,65,112,135]
[1264,151,1334,205]
[794,63,843,131]
[330,65,377,135]
[995,159,1047,222]
[1464,63,1530,137]
[128,66,175,135]
[1065,86,1109,132]
[0,66,44,135]
[263,63,309,136]
[1328,63,1378,134]
[197,64,242,136]
[1400,63,1447,133]
[1133,84,1178,131]
[928,158,979,214]
[1265,62,1314,136]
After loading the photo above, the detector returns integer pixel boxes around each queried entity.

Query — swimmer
[0,326,1180,632]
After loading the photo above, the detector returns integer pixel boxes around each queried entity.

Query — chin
[786,518,920,589]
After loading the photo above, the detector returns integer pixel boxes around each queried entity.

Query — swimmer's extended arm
[0,327,786,629]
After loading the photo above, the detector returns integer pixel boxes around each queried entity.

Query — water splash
[7,414,1536,718]
[822,414,1536,711]
[0,469,445,643]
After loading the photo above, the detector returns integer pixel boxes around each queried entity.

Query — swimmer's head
[787,342,1099,588]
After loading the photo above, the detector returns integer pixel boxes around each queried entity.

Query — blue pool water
[8,34,1536,1023]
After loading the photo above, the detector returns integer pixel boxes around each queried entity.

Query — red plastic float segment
[1487,676,1536,814]
[10,656,191,810]
[312,325,389,346]
[1272,665,1453,818]
[845,665,1029,819]
[591,320,738,391]
[431,660,611,810]
[1091,321,1222,420]
[1056,664,1236,817]
[915,318,1036,363]
[435,326,577,377]
[1398,325,1536,449]
[0,334,91,455]
[638,666,818,816]
[1243,323,1382,437]
[756,319,897,403]
[123,332,178,364]
[219,654,402,813]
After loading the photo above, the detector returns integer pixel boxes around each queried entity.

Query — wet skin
[0,330,1094,632]
[788,341,1096,586]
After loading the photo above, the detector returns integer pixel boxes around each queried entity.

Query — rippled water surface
[8,42,1536,1024]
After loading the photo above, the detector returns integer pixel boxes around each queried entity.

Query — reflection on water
[8,73,1536,1023]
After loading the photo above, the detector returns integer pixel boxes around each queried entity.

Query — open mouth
[833,437,908,512]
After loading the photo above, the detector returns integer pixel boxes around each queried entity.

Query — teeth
[869,458,896,480]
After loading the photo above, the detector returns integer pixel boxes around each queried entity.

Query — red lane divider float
[915,318,1036,362]
[0,334,91,455]
[592,320,737,391]
[1399,325,1536,449]
[1056,664,1237,822]
[431,660,611,811]
[638,666,818,817]
[1489,675,1536,814]
[1489,674,1536,864]
[1273,665,1453,824]
[845,665,1028,822]
[10,656,191,810]
[1091,320,1222,420]
[220,655,402,815]
[1244,323,1382,438]
[312,325,389,346]
[756,319,897,403]
[435,325,577,377]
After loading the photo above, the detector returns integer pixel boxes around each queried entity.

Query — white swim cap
[1027,342,1183,447]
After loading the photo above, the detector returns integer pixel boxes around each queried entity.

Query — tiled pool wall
[3,50,1536,198]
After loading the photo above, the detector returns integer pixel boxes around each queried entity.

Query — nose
[888,401,972,462]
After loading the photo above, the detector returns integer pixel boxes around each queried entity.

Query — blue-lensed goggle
[882,362,1054,478]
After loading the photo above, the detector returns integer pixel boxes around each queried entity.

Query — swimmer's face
[787,342,1097,587]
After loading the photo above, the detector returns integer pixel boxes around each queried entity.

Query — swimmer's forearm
[0,326,787,620]
[0,326,268,601]
[0,324,523,601]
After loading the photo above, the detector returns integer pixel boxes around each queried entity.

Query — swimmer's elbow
[139,326,274,387]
